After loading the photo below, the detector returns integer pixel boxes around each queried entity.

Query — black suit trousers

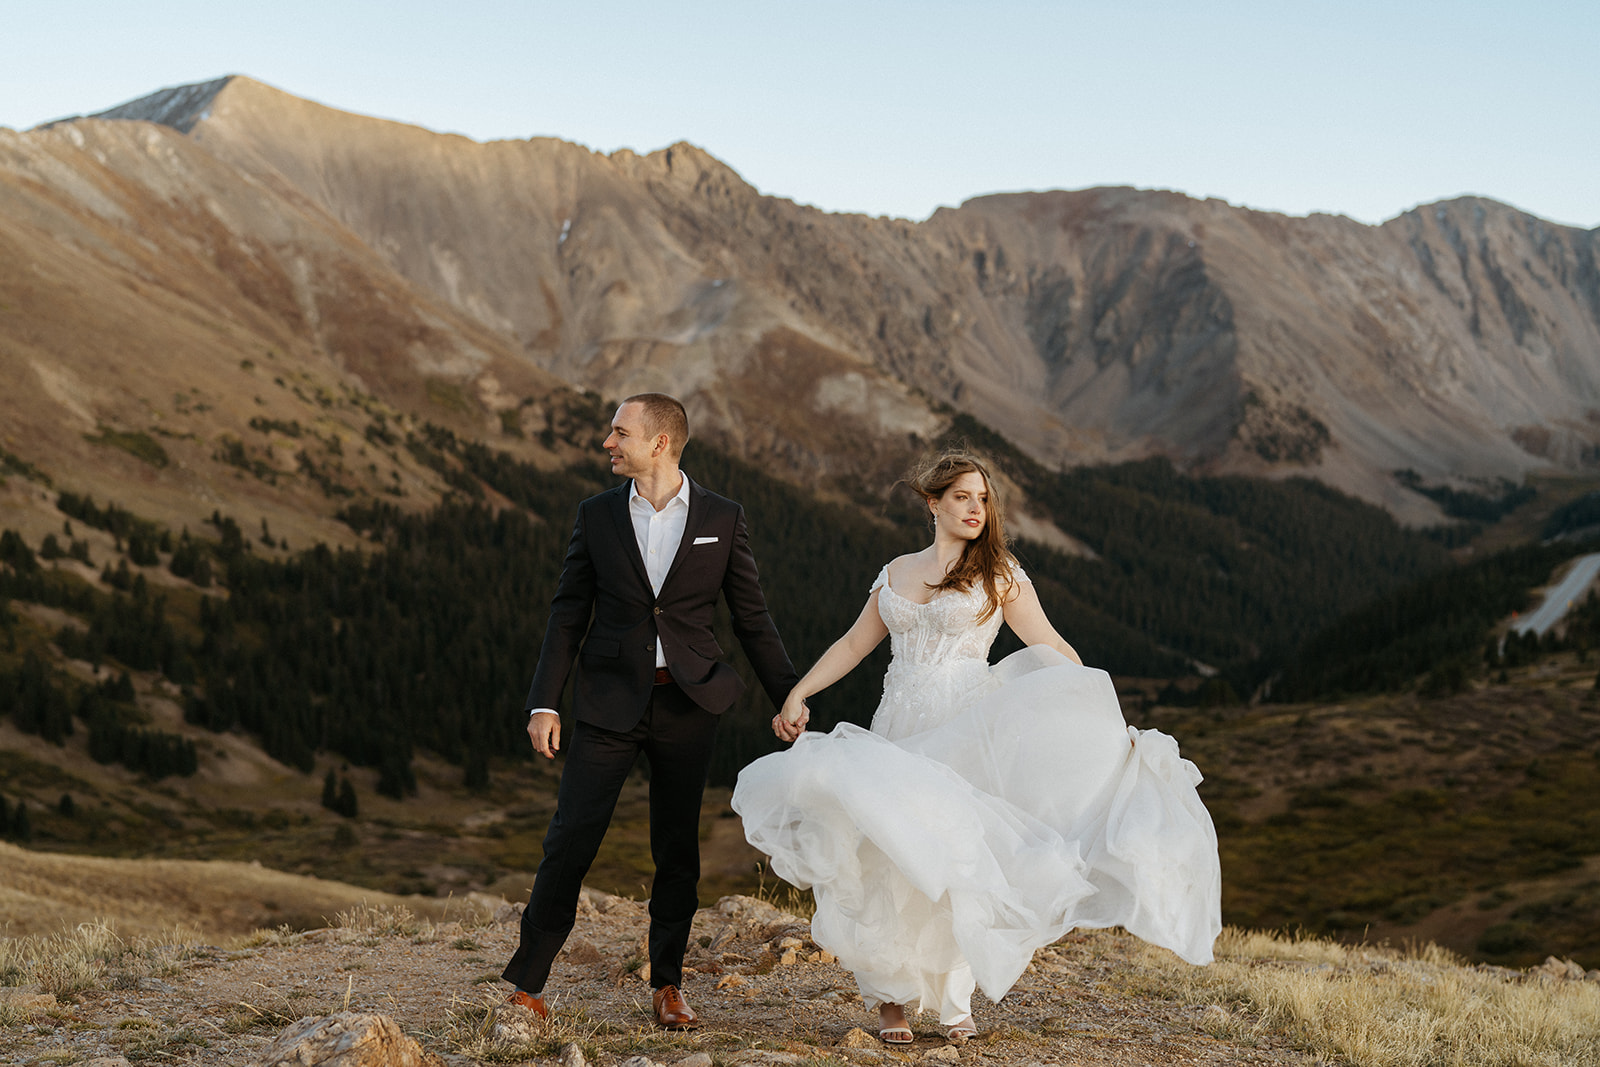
[501,682,719,994]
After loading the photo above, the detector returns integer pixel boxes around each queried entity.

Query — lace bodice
[868,563,1027,740]
[874,567,1009,665]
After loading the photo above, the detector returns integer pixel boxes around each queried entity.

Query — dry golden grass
[325,900,495,949]
[10,896,1599,1066]
[752,865,816,920]
[1134,927,1600,1066]
[0,918,203,1001]
[0,840,458,940]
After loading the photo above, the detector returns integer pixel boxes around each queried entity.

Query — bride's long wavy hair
[906,450,1017,622]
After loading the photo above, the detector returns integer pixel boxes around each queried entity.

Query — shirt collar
[629,472,691,512]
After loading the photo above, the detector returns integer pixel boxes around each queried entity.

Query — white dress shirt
[531,473,690,718]
[630,474,691,667]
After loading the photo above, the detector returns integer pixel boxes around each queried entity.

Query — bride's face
[930,471,988,540]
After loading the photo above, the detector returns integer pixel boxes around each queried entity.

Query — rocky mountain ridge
[5,75,1600,531]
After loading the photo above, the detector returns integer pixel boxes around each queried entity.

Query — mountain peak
[63,75,240,134]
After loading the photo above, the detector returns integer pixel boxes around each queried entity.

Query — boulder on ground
[251,1012,440,1067]
[1530,956,1587,981]
[835,1027,878,1048]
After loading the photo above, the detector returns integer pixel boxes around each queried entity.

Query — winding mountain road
[1512,552,1600,636]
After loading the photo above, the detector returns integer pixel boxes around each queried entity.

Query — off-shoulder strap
[870,564,890,594]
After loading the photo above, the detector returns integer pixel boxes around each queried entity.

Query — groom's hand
[528,710,561,759]
[772,700,809,742]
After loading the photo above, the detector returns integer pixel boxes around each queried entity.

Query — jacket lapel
[607,484,653,591]
[659,476,708,593]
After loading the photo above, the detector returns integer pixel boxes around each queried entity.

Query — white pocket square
[693,536,719,545]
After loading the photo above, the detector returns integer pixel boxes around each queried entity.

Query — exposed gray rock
[488,1000,542,1045]
[251,1012,440,1066]
[725,1053,803,1066]
[1530,956,1587,981]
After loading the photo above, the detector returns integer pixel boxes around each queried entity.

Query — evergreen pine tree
[87,709,119,764]
[376,753,411,799]
[321,769,338,811]
[336,777,358,818]
[0,529,38,571]
[0,795,9,835]
[12,800,31,842]
[58,793,75,817]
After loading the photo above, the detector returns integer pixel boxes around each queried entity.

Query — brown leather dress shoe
[651,984,700,1030]
[506,989,548,1019]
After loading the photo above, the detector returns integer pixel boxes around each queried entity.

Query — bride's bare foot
[878,1003,912,1045]
[946,1016,977,1042]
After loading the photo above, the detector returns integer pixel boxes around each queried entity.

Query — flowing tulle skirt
[732,648,1220,1019]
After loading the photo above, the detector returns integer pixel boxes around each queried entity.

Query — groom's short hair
[624,393,689,458]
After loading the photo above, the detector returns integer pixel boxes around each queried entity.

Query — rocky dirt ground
[0,893,1313,1067]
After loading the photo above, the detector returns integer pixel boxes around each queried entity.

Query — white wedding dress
[732,564,1221,1023]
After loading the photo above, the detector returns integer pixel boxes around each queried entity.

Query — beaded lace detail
[868,563,1028,741]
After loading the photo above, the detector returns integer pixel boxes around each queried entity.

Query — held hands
[527,711,561,759]
[773,692,810,742]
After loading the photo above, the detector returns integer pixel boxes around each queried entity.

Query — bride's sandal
[878,1005,913,1045]
[946,1017,977,1042]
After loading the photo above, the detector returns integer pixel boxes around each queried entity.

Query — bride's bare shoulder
[995,558,1030,601]
[883,550,930,586]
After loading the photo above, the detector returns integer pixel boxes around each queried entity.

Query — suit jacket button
[654,607,663,615]
[646,643,655,652]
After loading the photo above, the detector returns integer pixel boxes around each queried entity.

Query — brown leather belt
[653,667,674,686]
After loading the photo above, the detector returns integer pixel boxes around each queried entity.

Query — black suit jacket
[525,477,798,731]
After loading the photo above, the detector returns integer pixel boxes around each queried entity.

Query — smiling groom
[502,392,799,1029]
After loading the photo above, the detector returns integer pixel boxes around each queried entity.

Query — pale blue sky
[4,1,1596,227]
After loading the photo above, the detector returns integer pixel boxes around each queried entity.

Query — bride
[732,451,1221,1043]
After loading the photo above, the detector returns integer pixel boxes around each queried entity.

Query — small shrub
[1477,921,1540,956]
[85,428,169,469]
[334,903,423,940]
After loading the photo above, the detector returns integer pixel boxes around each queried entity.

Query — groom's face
[604,402,660,479]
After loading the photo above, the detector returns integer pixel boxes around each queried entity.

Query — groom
[502,392,798,1029]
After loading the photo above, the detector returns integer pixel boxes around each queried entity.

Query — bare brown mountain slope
[0,95,593,544]
[14,75,1600,525]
